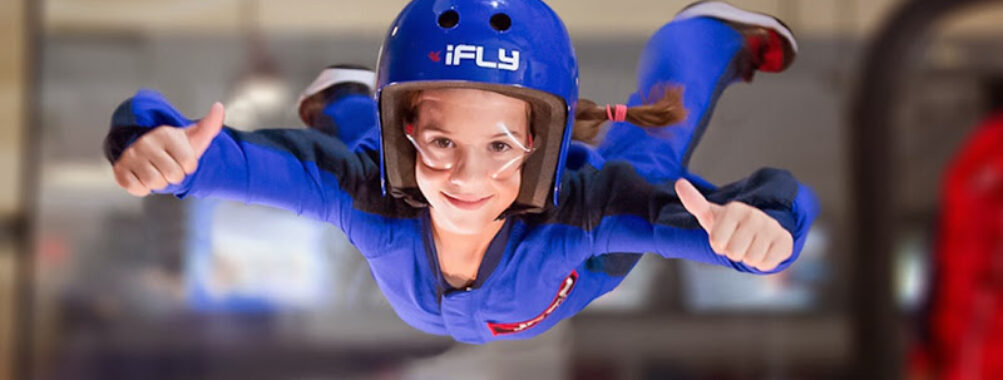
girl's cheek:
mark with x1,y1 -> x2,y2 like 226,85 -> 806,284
421,168 -> 452,187
493,174 -> 521,200
416,159 -> 443,178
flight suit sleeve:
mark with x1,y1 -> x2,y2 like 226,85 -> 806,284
555,162 -> 819,274
104,89 -> 407,255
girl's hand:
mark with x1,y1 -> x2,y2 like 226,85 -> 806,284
675,178 -> 794,272
112,102 -> 225,197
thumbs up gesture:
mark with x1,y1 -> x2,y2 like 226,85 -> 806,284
112,102 -> 225,197
674,178 -> 794,272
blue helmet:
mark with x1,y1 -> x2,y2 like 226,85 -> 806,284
377,0 -> 579,213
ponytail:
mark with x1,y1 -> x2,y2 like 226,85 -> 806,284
572,84 -> 686,143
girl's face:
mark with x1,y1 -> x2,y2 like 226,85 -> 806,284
410,88 -> 531,234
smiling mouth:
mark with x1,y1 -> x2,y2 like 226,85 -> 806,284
442,192 -> 492,210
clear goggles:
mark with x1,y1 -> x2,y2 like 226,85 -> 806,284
404,121 -> 536,180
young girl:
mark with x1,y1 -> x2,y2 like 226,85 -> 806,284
104,0 -> 819,344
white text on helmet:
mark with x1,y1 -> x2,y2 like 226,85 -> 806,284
445,45 -> 520,72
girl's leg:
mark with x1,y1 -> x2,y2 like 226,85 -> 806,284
598,5 -> 795,184
598,17 -> 745,182
321,94 -> 380,152
299,66 -> 380,152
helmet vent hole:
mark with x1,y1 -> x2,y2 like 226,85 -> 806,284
438,10 -> 460,29
490,13 -> 511,32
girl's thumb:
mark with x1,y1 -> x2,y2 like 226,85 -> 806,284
675,178 -> 716,232
186,102 -> 225,155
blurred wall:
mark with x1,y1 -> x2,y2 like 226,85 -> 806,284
1,0 -> 26,214
42,0 -> 906,38
0,0 -> 28,377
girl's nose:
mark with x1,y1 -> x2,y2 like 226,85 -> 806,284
447,147 -> 492,186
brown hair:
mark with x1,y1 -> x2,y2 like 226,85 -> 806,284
402,90 -> 533,125
573,84 -> 686,143
402,84 -> 686,145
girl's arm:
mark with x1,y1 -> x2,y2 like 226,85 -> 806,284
556,162 -> 818,274
104,90 -> 410,255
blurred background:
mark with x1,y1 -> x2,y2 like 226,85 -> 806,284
2,0 -> 1003,379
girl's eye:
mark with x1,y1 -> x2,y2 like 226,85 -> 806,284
489,141 -> 512,153
432,138 -> 454,149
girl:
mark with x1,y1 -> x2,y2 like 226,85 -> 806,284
104,0 -> 819,344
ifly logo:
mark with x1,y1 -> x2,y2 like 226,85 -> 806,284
442,44 -> 520,72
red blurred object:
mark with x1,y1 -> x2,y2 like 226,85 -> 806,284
914,111 -> 1003,379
